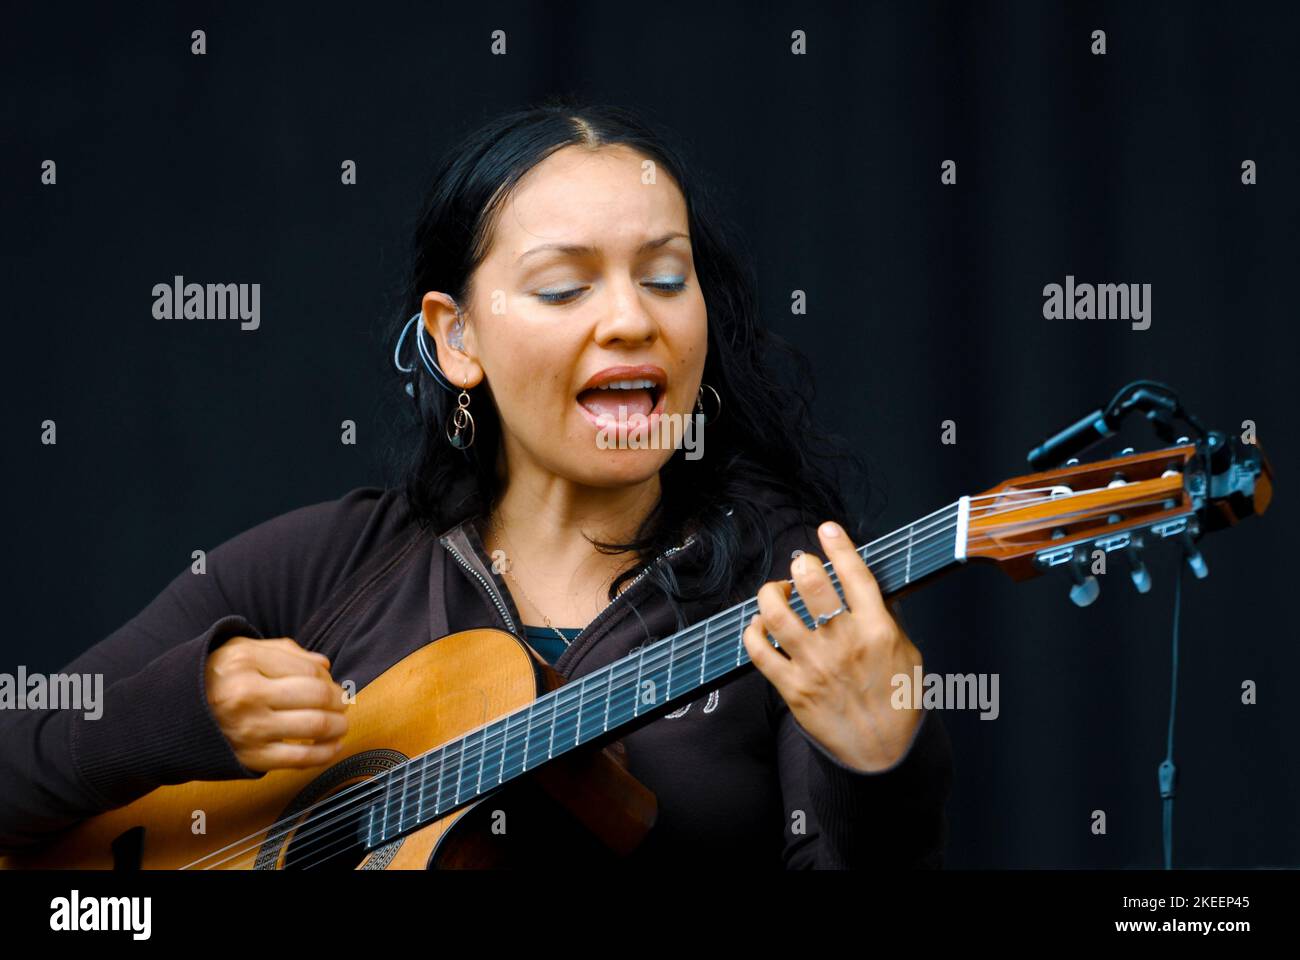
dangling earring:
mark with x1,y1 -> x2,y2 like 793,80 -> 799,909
696,382 -> 721,425
446,378 -> 476,449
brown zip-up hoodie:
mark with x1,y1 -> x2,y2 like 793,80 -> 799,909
0,485 -> 953,868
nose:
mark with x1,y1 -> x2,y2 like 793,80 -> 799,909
593,275 -> 659,347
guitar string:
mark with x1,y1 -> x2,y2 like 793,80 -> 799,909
283,553 -> 967,872
287,485 -> 1187,870
283,484 -> 1187,870
263,525 -> 968,869
183,486 -> 1106,869
281,536 -> 971,870
187,483 -> 1155,870
186,481 -> 1167,868
183,501 -> 969,870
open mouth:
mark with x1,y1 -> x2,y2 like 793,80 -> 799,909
576,366 -> 667,429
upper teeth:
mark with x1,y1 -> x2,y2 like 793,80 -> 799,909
598,379 -> 657,390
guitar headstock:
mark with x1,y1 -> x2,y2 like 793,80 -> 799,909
962,432 -> 1274,604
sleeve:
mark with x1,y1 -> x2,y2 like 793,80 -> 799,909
775,696 -> 953,869
0,487 -> 389,853
761,510 -> 955,869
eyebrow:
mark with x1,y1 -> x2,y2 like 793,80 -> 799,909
515,231 -> 690,265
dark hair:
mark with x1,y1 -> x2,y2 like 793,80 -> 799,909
381,96 -> 874,614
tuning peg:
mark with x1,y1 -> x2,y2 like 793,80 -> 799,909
1180,530 -> 1208,579
1101,513 -> 1150,594
1068,551 -> 1100,607
1126,541 -> 1152,593
1070,576 -> 1100,607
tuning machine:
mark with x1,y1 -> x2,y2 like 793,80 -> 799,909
1180,528 -> 1209,579
1067,551 -> 1100,607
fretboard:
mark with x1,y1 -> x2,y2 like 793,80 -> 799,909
361,498 -> 968,850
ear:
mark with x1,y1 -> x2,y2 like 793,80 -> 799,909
420,291 -> 482,388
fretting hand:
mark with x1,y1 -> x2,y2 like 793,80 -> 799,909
742,521 -> 924,773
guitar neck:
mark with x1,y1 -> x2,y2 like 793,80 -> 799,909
362,499 -> 969,850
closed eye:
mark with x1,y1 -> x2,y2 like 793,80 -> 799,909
645,279 -> 688,294
536,279 -> 689,305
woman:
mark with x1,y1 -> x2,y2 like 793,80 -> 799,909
0,100 -> 951,868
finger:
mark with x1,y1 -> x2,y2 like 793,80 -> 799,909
257,708 -> 349,743
755,579 -> 812,658
246,739 -> 345,771
788,550 -> 845,625
249,645 -> 337,681
264,638 -> 332,668
258,675 -> 350,712
742,613 -> 796,687
818,521 -> 889,619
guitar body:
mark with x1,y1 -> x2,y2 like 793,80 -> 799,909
0,629 -> 657,870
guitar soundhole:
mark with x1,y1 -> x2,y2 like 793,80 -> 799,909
257,749 -> 408,870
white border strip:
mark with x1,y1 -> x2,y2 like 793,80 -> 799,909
954,495 -> 970,562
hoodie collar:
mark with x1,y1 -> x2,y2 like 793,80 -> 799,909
435,513 -> 702,676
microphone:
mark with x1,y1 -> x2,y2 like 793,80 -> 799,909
1026,407 -> 1116,470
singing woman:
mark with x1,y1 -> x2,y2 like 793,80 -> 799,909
0,100 -> 952,868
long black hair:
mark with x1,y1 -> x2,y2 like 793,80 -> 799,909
382,96 -> 875,612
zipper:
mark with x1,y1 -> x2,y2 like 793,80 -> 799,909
551,533 -> 699,677
442,536 -> 520,636
440,525 -> 698,650
573,534 -> 697,645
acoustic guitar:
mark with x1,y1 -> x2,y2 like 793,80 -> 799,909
1,432 -> 1272,868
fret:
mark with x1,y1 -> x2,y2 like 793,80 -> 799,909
545,691 -> 558,760
575,676 -> 586,743
501,711 -> 525,782
904,521 -> 913,584
406,758 -> 420,830
521,699 -> 536,771
429,746 -> 443,820
735,600 -> 747,667
735,598 -> 756,668
665,635 -> 676,702
632,647 -> 645,717
452,732 -> 469,806
602,668 -> 613,733
473,726 -> 487,798
606,657 -> 635,732
397,758 -> 410,832
551,685 -> 579,753
456,735 -> 474,807
481,718 -> 505,787
576,672 -> 604,747
436,741 -> 456,817
416,755 -> 426,825
643,640 -> 671,710
700,619 -> 709,687
675,631 -> 699,702
383,759 -> 395,840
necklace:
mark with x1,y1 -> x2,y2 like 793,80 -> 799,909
486,513 -> 582,647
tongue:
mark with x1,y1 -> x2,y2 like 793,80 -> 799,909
578,387 -> 654,419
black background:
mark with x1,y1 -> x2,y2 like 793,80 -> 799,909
4,0 -> 1297,868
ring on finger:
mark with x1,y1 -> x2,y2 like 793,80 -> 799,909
813,606 -> 846,629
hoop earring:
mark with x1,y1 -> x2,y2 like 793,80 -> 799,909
696,382 -> 722,425
446,383 -> 476,449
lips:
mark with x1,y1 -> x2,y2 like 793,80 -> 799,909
576,364 -> 667,428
